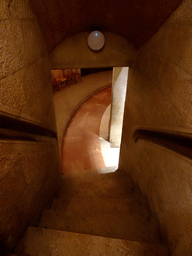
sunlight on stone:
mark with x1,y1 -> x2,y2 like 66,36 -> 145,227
98,137 -> 120,174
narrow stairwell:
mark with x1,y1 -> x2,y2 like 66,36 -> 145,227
12,87 -> 169,255
13,169 -> 169,255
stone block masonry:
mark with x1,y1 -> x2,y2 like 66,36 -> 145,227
0,0 -> 62,250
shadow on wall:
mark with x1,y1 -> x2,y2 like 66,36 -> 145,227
81,68 -> 113,77
0,240 -> 7,256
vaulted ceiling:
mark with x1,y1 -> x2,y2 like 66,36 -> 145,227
29,0 -> 183,52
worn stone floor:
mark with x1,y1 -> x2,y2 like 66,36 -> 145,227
62,87 -> 112,174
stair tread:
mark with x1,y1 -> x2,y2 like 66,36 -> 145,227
61,170 -> 134,186
37,170 -> 161,244
16,227 -> 169,256
59,173 -> 137,199
38,209 -> 161,244
51,197 -> 147,214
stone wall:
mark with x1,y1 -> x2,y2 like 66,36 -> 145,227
0,0 -> 61,250
49,32 -> 136,69
0,0 -> 56,131
119,0 -> 192,255
0,140 -> 61,249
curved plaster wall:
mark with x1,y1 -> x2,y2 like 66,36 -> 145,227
53,71 -> 112,157
49,32 -> 136,69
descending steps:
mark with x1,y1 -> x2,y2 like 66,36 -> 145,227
36,171 -> 161,243
16,227 -> 169,256
9,86 -> 169,255
37,210 -> 160,243
37,173 -> 160,243
13,170 -> 169,255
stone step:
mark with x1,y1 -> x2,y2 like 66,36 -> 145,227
59,171 -> 137,199
50,197 -> 147,215
61,169 -> 132,184
37,209 -> 161,244
15,227 -> 169,256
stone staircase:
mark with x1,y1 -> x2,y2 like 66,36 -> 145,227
13,170 -> 170,255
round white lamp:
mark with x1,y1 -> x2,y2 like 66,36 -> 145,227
87,31 -> 105,51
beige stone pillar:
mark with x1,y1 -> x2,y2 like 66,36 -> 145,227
109,67 -> 129,147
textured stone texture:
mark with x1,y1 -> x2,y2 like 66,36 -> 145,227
0,0 -> 35,20
16,227 -> 169,256
0,19 -> 25,79
119,0 -> 192,255
135,142 -> 192,256
50,32 -> 136,69
0,0 -> 56,131
0,140 -> 61,249
36,169 -> 162,245
0,0 -> 61,250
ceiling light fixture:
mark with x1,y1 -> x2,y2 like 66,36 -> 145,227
87,31 -> 105,51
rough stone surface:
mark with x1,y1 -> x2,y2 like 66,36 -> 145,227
0,19 -> 25,79
0,70 -> 25,112
0,1 -> 61,250
14,167 -> 168,255
36,170 -> 162,245
0,140 -> 61,249
136,142 -> 192,256
0,0 -> 56,131
20,19 -> 47,65
16,227 -> 169,256
0,0 -> 35,20
119,0 -> 192,255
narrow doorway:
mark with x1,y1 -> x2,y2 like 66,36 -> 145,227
51,67 -> 128,174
